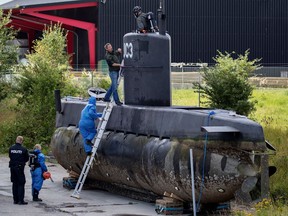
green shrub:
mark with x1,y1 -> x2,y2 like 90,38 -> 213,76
0,9 -> 18,101
193,50 -> 260,116
66,70 -> 111,98
0,23 -> 76,150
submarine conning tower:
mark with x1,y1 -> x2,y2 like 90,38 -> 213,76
123,0 -> 171,106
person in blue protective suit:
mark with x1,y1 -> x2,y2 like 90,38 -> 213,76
79,96 -> 102,155
30,144 -> 47,202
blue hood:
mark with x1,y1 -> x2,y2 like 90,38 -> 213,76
33,149 -> 41,154
88,97 -> 96,105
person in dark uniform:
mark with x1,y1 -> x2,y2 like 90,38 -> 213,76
132,6 -> 158,33
103,43 -> 123,106
9,136 -> 29,205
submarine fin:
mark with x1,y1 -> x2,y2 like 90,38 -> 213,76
241,176 -> 258,193
265,140 -> 277,151
201,126 -> 240,133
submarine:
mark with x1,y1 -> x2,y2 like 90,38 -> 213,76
51,0 -> 274,208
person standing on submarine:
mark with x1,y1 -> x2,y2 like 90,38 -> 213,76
103,43 -> 123,106
79,96 -> 102,155
132,6 -> 158,33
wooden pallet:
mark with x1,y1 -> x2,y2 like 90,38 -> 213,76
63,177 -> 77,190
155,198 -> 183,215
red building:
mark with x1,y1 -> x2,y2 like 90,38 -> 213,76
2,0 -> 98,69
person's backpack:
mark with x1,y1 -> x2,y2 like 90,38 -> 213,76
145,12 -> 158,32
28,151 -> 40,171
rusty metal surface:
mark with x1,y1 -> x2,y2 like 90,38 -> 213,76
51,126 -> 261,204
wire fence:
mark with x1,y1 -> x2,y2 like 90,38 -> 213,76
2,62 -> 288,89
69,63 -> 205,89
170,63 -> 206,89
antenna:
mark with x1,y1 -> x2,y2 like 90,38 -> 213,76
157,0 -> 166,35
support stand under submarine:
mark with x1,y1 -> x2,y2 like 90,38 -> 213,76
51,0 -> 276,212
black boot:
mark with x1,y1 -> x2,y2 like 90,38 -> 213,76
86,140 -> 93,146
33,189 -> 42,202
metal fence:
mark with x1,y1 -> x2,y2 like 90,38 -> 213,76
3,62 -> 288,89
171,63 -> 206,89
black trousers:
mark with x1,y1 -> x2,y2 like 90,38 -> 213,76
10,166 -> 26,203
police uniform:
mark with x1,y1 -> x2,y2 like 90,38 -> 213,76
9,143 -> 29,204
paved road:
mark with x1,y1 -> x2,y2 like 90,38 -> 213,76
0,155 -> 168,216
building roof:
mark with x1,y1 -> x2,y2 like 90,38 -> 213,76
0,0 -> 97,9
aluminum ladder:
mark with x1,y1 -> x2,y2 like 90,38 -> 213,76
71,100 -> 114,199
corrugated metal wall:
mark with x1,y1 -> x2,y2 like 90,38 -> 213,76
97,0 -> 159,62
97,0 -> 288,66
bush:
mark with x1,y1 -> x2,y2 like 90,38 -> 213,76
194,50 -> 259,116
0,24 -> 77,150
0,9 -> 18,102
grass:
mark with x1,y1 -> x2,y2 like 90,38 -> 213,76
253,90 -> 288,216
172,89 -> 201,106
0,97 -> 16,138
0,97 -> 16,122
251,90 -> 288,200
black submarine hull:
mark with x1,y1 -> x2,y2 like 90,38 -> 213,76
51,99 -> 267,204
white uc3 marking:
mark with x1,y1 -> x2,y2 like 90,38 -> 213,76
124,42 -> 133,59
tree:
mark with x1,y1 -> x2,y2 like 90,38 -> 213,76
0,9 -> 18,101
4,23 -> 78,149
193,50 -> 260,116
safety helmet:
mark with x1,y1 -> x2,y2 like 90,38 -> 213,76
133,6 -> 142,17
43,171 -> 51,180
